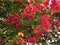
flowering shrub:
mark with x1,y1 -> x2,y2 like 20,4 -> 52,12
0,0 -> 60,45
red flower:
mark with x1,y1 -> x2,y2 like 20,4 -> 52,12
44,0 -> 60,14
22,4 -> 37,20
5,14 -> 22,28
12,14 -> 20,23
37,34 -> 42,40
31,5 -> 38,13
25,5 -> 37,15
51,0 -> 60,14
5,14 -> 20,25
22,1 -> 43,20
25,36 -> 36,43
34,29 -> 39,34
35,3 -> 43,13
25,37 -> 31,43
5,17 -> 12,25
14,23 -> 20,28
25,5 -> 31,13
21,12 -> 35,20
41,14 -> 51,31
31,36 -> 36,43
44,0 -> 50,8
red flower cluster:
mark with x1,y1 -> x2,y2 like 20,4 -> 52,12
21,0 -> 43,20
41,14 -> 51,31
33,29 -> 42,40
44,0 -> 50,8
33,25 -> 43,40
5,14 -> 22,28
4,0 -> 60,44
21,4 -> 37,20
44,0 -> 60,14
35,3 -> 43,13
51,0 -> 60,14
5,17 -> 12,25
33,29 -> 39,34
25,36 -> 36,43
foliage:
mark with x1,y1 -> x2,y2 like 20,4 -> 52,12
0,0 -> 60,45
